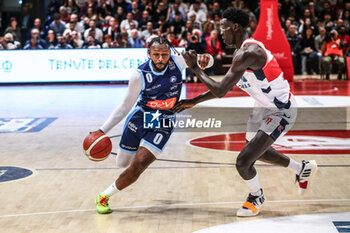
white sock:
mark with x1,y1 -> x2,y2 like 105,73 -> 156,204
101,181 -> 119,197
244,173 -> 262,196
287,159 -> 302,175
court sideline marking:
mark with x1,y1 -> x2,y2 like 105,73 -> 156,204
34,163 -> 350,171
0,198 -> 350,218
25,102 -> 55,118
185,137 -> 350,156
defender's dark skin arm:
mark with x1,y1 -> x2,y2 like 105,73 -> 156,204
182,44 -> 267,98
172,90 -> 216,113
191,90 -> 216,104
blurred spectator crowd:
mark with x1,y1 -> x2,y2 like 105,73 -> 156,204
0,0 -> 349,78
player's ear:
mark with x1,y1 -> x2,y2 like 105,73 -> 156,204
233,23 -> 239,31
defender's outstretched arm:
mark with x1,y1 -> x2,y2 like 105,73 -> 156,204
182,45 -> 264,98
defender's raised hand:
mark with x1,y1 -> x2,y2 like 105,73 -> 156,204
197,54 -> 211,69
182,50 -> 198,69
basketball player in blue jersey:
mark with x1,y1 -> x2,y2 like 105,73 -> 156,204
92,37 -> 213,214
173,8 -> 318,217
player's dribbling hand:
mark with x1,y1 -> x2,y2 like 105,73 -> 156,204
182,50 -> 198,69
89,129 -> 104,134
171,99 -> 195,113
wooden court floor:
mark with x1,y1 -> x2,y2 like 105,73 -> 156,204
0,80 -> 350,233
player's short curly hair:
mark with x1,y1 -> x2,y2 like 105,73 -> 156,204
148,36 -> 180,55
223,8 -> 250,28
148,36 -> 171,50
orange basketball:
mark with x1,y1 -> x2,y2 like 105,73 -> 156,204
83,131 -> 112,162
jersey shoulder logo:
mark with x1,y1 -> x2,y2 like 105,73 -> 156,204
169,61 -> 176,70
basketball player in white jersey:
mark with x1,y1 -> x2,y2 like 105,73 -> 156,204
173,8 -> 318,217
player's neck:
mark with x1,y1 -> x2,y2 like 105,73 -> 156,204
236,31 -> 249,48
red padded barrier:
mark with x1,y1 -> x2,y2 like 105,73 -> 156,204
346,57 -> 350,80
253,0 -> 294,82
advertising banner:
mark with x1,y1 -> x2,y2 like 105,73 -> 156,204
0,48 -> 185,83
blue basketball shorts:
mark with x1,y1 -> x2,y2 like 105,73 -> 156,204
119,107 -> 174,157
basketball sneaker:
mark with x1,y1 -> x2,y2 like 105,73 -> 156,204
95,194 -> 112,214
237,189 -> 265,217
296,160 -> 318,195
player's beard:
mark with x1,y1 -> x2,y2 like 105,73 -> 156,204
152,60 -> 169,72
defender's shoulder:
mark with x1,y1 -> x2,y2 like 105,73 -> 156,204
242,43 -> 264,55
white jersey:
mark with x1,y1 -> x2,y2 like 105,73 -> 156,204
236,38 -> 291,109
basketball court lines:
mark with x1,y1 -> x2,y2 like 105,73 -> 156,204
31,163 -> 350,172
293,87 -> 339,94
1,198 -> 350,219
196,96 -> 350,108
194,212 -> 350,233
24,102 -> 55,118
1,82 -> 350,233
186,129 -> 350,155
185,138 -> 350,156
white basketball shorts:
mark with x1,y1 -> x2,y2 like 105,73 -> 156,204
246,94 -> 297,142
